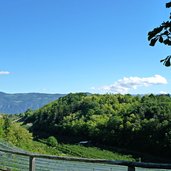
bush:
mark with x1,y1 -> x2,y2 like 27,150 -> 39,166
47,136 -> 58,147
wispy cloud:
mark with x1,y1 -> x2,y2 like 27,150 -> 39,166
159,91 -> 168,94
97,75 -> 167,94
0,71 -> 10,75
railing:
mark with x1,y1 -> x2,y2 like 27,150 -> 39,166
0,148 -> 171,171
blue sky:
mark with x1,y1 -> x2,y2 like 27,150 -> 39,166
0,0 -> 171,94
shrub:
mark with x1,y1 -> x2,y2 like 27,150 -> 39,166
47,136 -> 58,147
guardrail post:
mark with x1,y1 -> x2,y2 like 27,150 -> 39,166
29,156 -> 35,171
128,166 -> 135,171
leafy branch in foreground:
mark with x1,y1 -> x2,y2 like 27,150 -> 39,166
148,1 -> 171,66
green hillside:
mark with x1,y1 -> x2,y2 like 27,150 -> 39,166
23,93 -> 171,161
0,115 -> 135,161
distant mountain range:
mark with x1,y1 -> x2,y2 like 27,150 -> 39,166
0,92 -> 65,114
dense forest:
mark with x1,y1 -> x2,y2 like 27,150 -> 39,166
23,93 -> 171,158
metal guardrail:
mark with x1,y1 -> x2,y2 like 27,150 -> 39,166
0,148 -> 171,171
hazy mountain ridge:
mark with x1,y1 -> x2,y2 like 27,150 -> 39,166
0,92 -> 65,114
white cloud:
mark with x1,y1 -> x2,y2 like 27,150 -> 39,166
159,91 -> 168,94
0,71 -> 10,75
98,75 -> 167,94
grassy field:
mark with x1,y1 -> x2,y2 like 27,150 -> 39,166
55,143 -> 135,161
2,139 -> 135,161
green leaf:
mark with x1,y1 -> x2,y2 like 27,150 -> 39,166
163,39 -> 171,45
162,56 -> 171,67
149,38 -> 158,46
164,59 -> 171,66
160,59 -> 165,62
166,2 -> 171,8
163,30 -> 169,35
159,36 -> 163,43
148,31 -> 155,41
148,27 -> 163,41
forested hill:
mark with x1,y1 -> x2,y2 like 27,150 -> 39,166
24,93 -> 171,159
0,92 -> 65,114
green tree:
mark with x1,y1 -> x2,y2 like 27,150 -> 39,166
0,117 -> 4,138
5,123 -> 33,148
3,115 -> 11,136
148,1 -> 171,66
46,136 -> 58,147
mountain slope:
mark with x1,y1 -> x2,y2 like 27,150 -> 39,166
0,92 -> 65,114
